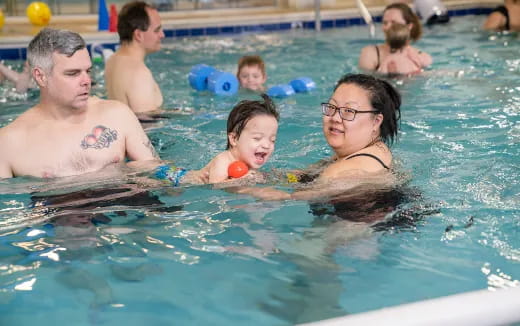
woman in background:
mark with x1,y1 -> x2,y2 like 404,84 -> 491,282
358,3 -> 432,73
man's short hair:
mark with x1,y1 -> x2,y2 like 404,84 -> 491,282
118,1 -> 155,44
27,28 -> 86,73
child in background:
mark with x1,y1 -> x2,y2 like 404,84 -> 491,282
202,94 -> 279,183
377,23 -> 431,75
236,55 -> 267,91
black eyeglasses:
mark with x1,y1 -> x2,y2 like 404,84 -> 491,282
321,103 -> 380,121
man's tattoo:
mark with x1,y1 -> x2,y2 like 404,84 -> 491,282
81,125 -> 118,150
144,139 -> 159,158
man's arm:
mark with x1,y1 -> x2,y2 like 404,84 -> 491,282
126,67 -> 161,113
0,134 -> 13,178
118,104 -> 160,162
0,161 -> 13,179
125,106 -> 160,161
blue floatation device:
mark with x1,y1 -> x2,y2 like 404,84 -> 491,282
267,77 -> 316,98
289,77 -> 316,93
267,84 -> 295,98
188,64 -> 239,96
188,64 -> 217,91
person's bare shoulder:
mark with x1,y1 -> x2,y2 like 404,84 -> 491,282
206,151 -> 234,183
0,107 -> 40,154
359,44 -> 379,71
1,106 -> 40,133
90,96 -> 136,121
483,12 -> 506,31
106,53 -> 150,83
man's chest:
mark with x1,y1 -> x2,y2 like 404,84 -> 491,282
12,125 -> 125,178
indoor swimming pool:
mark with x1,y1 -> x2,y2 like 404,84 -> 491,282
0,14 -> 518,325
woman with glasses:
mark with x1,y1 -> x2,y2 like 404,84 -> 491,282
235,73 -> 401,201
318,73 -> 399,176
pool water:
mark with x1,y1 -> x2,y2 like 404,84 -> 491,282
1,14 -> 519,325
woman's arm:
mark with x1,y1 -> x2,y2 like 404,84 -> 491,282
232,169 -> 390,202
358,45 -> 379,71
482,12 -> 506,31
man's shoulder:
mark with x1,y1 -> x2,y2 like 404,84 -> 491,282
0,108 -> 37,147
109,51 -> 148,69
90,96 -> 132,114
0,107 -> 37,133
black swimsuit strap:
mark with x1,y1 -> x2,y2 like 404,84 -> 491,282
374,45 -> 380,70
345,153 -> 390,170
492,5 -> 510,30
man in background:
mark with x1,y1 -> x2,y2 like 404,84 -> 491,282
105,1 -> 165,116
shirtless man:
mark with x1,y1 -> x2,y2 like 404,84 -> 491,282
104,1 -> 165,115
0,28 -> 159,179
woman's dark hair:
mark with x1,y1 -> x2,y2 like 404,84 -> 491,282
334,74 -> 401,145
226,94 -> 279,149
384,3 -> 422,42
117,1 -> 154,44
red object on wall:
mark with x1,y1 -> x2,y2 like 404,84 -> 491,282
109,4 -> 118,32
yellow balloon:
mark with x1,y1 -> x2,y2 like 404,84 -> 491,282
26,2 -> 52,27
0,10 -> 4,29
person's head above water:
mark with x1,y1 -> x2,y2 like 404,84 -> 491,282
322,74 -> 401,158
27,28 -> 86,75
385,23 -> 410,52
383,3 -> 422,42
27,28 -> 92,110
226,94 -> 279,169
237,55 -> 267,91
117,1 -> 164,52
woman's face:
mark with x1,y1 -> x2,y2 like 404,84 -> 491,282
382,8 -> 407,33
322,83 -> 383,158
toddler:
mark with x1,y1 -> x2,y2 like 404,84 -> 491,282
203,94 -> 279,183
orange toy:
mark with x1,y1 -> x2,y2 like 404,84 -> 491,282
228,161 -> 248,178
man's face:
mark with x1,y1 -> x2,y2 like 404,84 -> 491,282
142,8 -> 164,53
46,48 -> 92,110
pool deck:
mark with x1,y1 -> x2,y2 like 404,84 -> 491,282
0,0 -> 500,50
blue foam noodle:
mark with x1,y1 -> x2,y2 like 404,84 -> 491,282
207,71 -> 239,96
289,77 -> 316,93
267,84 -> 295,98
188,64 -> 217,91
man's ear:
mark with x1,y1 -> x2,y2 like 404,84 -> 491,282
133,29 -> 143,43
32,67 -> 47,88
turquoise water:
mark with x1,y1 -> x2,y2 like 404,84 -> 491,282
1,15 -> 519,325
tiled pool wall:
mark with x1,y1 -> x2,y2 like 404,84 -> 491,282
0,7 -> 492,60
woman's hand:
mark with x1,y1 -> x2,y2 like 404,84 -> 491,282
405,46 -> 432,68
232,186 -> 291,201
